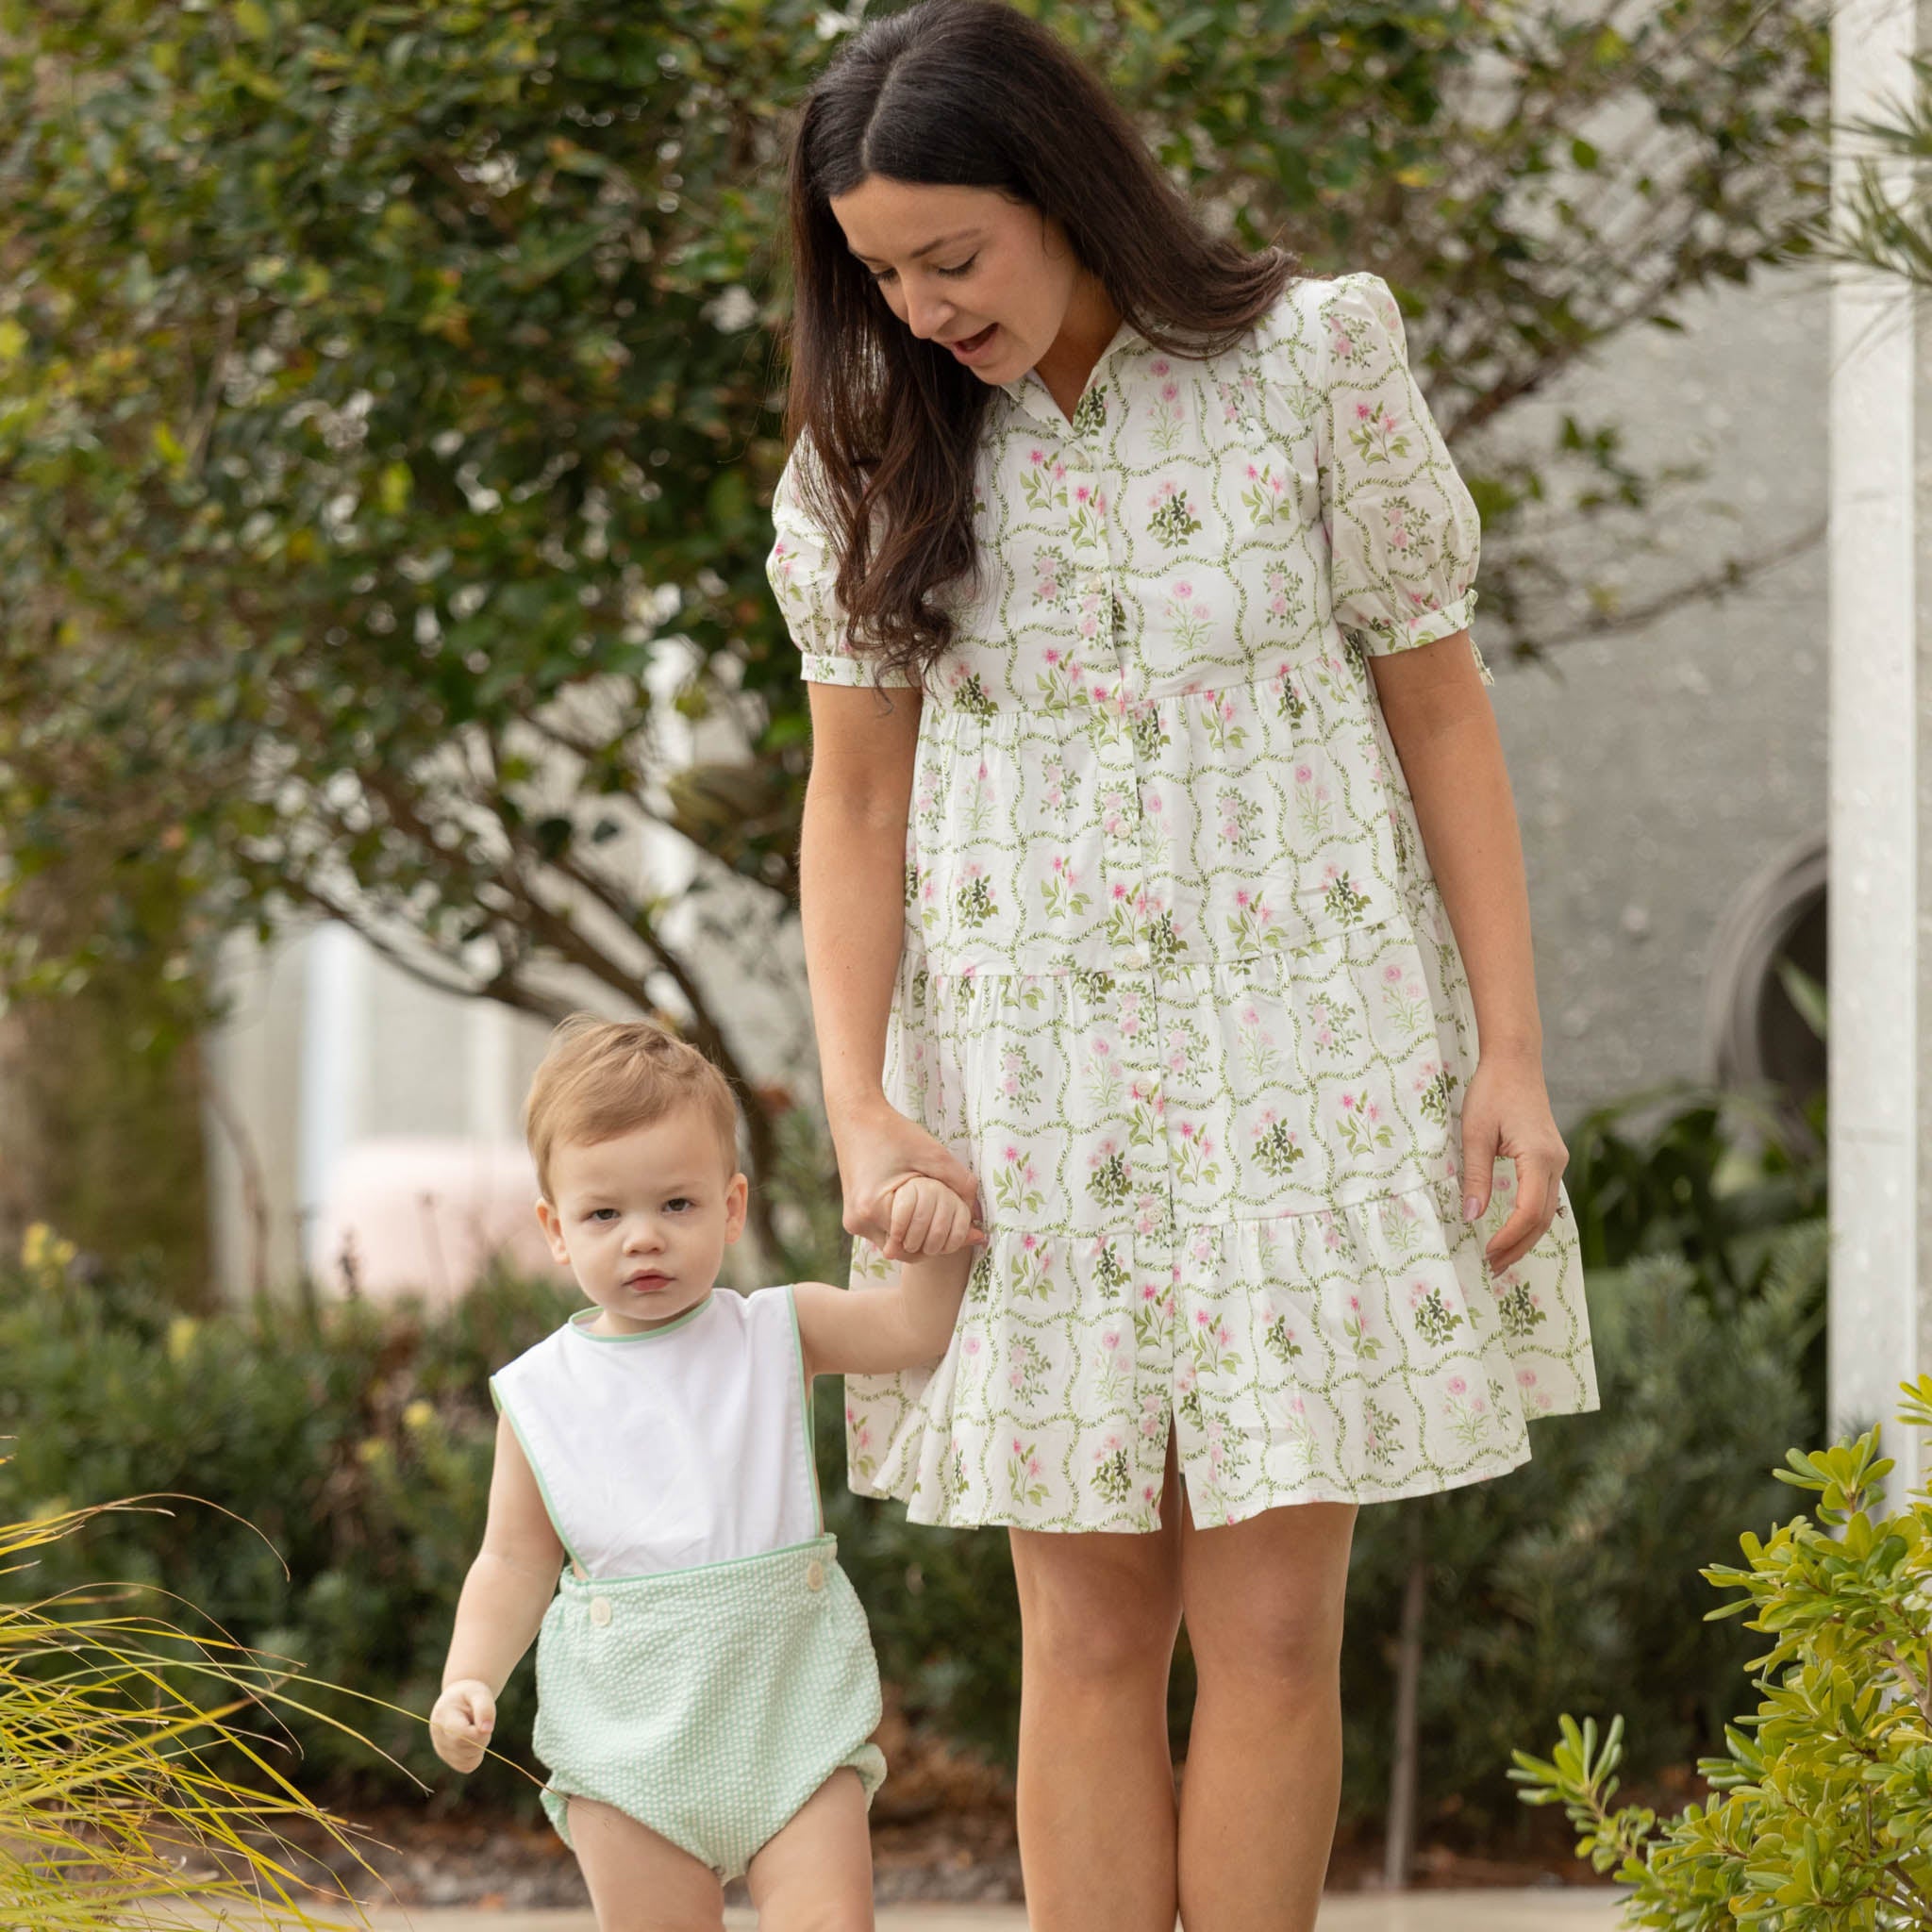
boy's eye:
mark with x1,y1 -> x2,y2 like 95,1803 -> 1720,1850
589,1208 -> 618,1223
665,1197 -> 693,1213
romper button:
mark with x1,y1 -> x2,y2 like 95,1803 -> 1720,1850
589,1596 -> 612,1626
805,1560 -> 826,1592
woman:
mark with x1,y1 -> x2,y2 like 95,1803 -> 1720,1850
767,4 -> 1599,1925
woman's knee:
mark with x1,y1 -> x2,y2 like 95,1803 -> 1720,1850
1011,1530 -> 1181,1682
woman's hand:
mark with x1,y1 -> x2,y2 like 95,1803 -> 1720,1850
834,1095 -> 984,1261
1458,1050 -> 1568,1273
429,1678 -> 496,1773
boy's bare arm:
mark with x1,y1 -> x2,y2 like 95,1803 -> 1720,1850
430,1414 -> 564,1771
793,1245 -> 975,1380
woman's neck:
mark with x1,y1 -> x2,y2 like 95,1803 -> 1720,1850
1033,275 -> 1124,424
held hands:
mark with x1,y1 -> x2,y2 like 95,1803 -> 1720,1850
881,1173 -> 988,1262
1458,1049 -> 1568,1274
429,1679 -> 496,1774
834,1095 -> 986,1263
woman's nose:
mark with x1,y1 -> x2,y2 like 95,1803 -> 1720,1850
904,286 -> 954,341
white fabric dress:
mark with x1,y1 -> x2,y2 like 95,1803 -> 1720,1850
768,271 -> 1600,1533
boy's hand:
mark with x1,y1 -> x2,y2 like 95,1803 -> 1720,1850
883,1173 -> 985,1259
429,1679 -> 496,1773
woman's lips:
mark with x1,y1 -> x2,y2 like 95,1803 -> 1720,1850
947,323 -> 999,364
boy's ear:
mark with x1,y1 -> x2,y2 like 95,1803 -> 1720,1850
724,1171 -> 750,1243
535,1196 -> 572,1267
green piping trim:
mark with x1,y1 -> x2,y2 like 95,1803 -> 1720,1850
489,1374 -> 591,1578
557,1530 -> 838,1589
785,1284 -> 825,1536
565,1292 -> 714,1342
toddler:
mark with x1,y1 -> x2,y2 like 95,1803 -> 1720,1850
428,1016 -> 975,1929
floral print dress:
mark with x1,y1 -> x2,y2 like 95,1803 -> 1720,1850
768,271 -> 1598,1532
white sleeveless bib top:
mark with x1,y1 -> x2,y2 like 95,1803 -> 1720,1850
489,1287 -> 822,1580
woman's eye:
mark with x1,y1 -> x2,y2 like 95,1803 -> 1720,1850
937,256 -> 977,278
868,267 -> 897,285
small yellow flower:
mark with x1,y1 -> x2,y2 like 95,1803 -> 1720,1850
402,1399 -> 435,1433
166,1317 -> 200,1363
355,1437 -> 389,1466
21,1221 -> 76,1280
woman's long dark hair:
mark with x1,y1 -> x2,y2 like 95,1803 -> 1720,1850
782,0 -> 1297,686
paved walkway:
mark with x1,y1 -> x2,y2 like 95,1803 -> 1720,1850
341,1893 -> 1626,1930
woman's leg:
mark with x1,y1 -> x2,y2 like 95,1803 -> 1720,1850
565,1795 -> 727,1932
744,1767 -> 874,1931
1007,1436 -> 1185,1932
1174,1495 -> 1357,1932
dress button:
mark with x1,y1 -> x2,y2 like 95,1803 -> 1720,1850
589,1596 -> 612,1626
805,1559 -> 826,1592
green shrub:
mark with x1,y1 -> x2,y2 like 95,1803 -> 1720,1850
1512,1380 -> 1932,1925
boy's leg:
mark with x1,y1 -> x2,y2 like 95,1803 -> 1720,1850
566,1794 -> 727,1932
743,1766 -> 874,1930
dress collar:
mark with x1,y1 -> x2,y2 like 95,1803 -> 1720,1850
1000,313 -> 1148,430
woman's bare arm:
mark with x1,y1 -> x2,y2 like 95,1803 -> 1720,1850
801,681 -> 982,1252
800,681 -> 924,1119
1369,631 -> 1567,1270
1368,633 -> 1541,1061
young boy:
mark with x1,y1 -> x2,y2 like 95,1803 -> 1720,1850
427,1016 -> 975,1929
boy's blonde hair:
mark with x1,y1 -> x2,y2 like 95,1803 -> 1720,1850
525,1014 -> 741,1201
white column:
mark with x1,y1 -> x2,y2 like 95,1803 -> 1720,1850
298,921 -> 372,1278
1827,0 -> 1922,1491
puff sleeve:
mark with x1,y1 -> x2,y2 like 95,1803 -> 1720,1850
766,443 -> 917,689
1318,273 -> 1488,675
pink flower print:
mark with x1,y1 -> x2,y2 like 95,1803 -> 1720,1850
1246,461 -> 1259,480
1195,1307 -> 1211,1329
1516,1368 -> 1537,1388
1341,1092 -> 1356,1111
1074,483 -> 1091,505
1044,647 -> 1060,665
1356,402 -> 1373,422
1384,962 -> 1405,983
1103,1329 -> 1122,1353
1294,763 -> 1313,785
1235,888 -> 1251,909
1092,491 -> 1108,518
1160,380 -> 1179,404
1241,1005 -> 1260,1026
1029,448 -> 1045,466
1151,358 -> 1171,377
1446,1375 -> 1467,1397
1140,1282 -> 1160,1306
964,1335 -> 982,1357
1004,1143 -> 1019,1163
1382,411 -> 1399,433
1110,881 -> 1128,903
1472,1397 -> 1487,1415
1021,1230 -> 1040,1252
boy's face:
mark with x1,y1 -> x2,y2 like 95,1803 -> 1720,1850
536,1105 -> 748,1336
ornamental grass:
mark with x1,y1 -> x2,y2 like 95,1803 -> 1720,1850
1,1484 -> 391,1931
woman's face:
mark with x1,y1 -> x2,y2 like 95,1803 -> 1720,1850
828,177 -> 1084,385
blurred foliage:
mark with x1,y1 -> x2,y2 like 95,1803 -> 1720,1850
1,1076 -> 1829,1847
1514,1381 -> 1932,1925
0,0 -> 1829,1208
